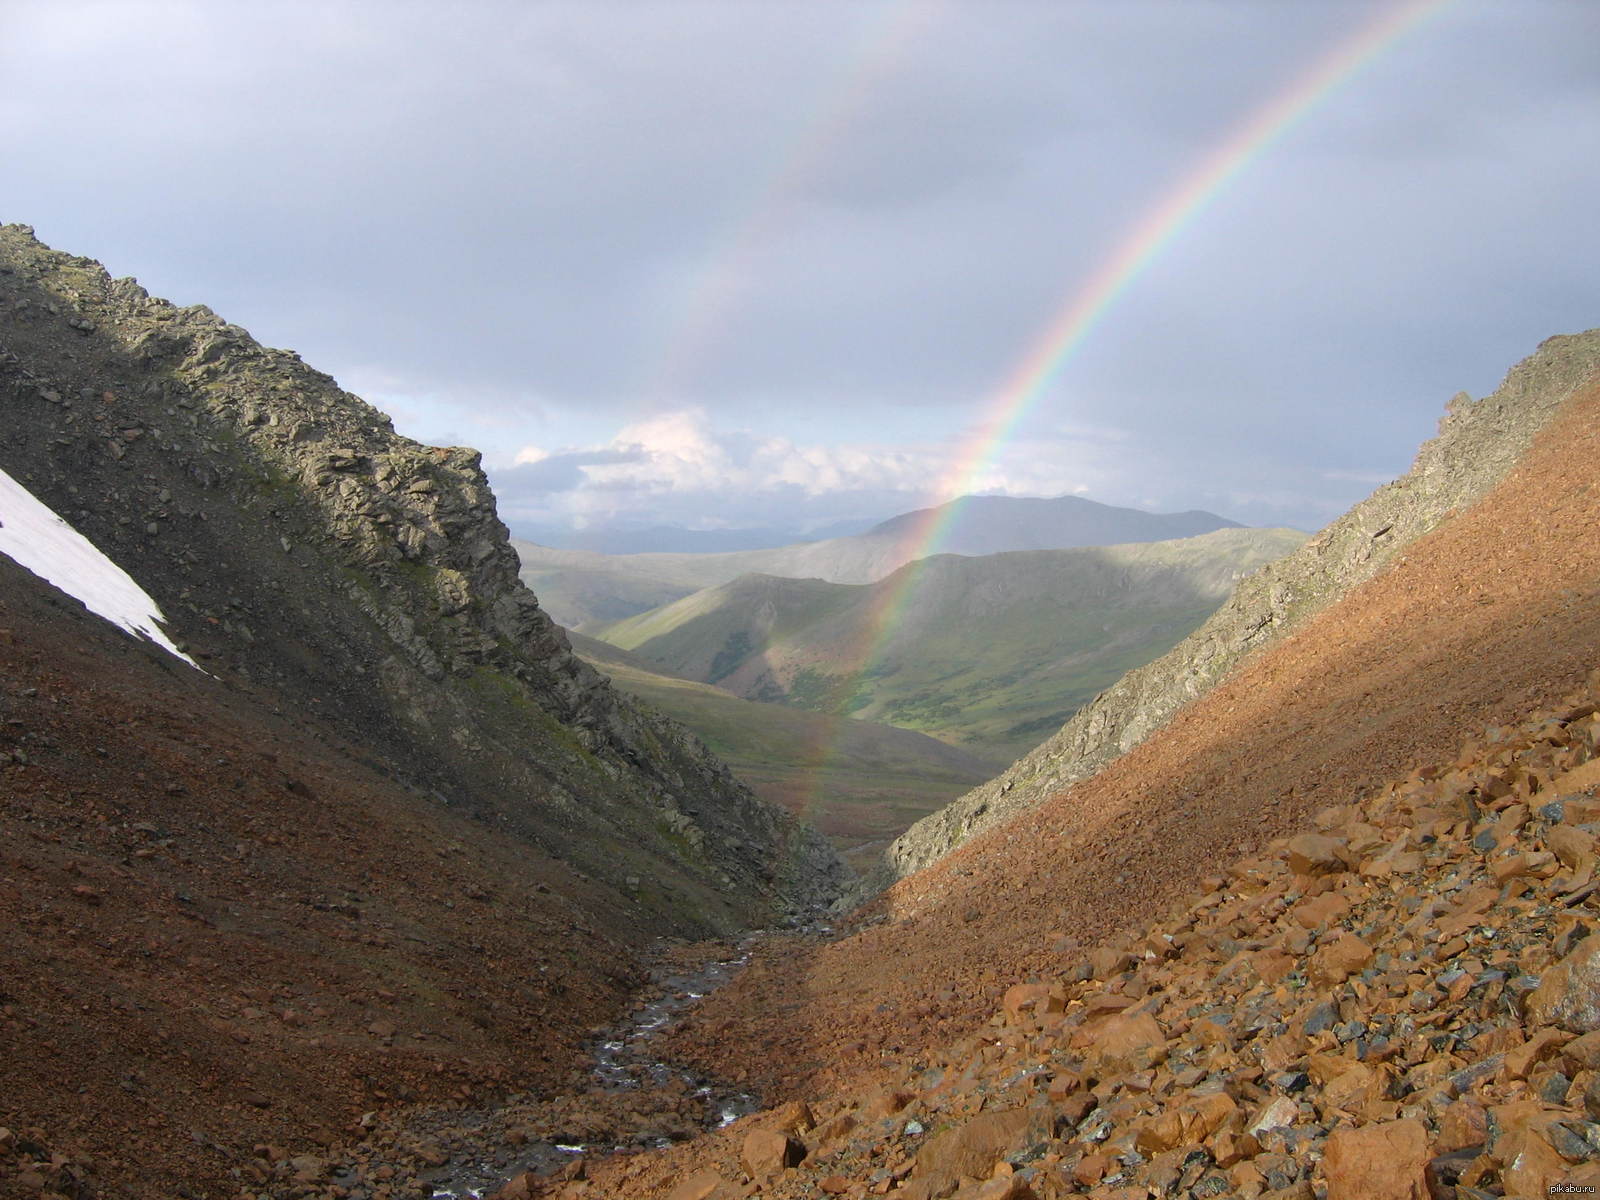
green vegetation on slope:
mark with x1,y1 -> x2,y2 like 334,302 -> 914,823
511,495 -> 1241,628
567,633 -> 992,871
590,528 -> 1306,764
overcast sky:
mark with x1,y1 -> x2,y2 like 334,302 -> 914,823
4,0 -> 1597,536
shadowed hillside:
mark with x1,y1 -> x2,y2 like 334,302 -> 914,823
0,225 -> 842,1198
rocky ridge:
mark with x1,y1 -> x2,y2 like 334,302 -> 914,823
874,330 -> 1600,889
0,223 -> 844,929
561,673 -> 1600,1200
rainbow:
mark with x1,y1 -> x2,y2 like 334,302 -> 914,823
640,0 -> 939,403
787,0 -> 1457,824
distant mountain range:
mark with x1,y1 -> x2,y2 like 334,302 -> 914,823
588,528 -> 1305,764
514,494 -> 1246,629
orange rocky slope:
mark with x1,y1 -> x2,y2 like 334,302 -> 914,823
557,344 -> 1600,1196
569,678 -> 1600,1198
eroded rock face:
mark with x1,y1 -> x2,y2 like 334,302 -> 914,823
872,328 -> 1600,890
0,224 -> 845,930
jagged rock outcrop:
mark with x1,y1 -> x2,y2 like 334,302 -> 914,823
871,329 -> 1600,891
0,224 -> 844,929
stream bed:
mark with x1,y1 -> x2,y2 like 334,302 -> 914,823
414,936 -> 766,1199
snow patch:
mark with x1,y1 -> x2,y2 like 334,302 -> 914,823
0,466 -> 199,668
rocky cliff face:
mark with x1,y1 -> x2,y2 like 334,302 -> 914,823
870,329 -> 1600,890
0,224 -> 844,930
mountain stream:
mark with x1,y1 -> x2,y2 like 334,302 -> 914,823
416,936 -> 765,1199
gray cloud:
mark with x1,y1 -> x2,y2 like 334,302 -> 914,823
3,0 -> 1596,534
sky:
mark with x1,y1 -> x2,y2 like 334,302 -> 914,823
3,0 -> 1597,538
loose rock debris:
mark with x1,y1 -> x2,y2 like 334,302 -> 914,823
554,677 -> 1600,1199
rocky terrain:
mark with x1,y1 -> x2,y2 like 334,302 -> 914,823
4,224 -> 1599,1200
0,223 -> 843,931
875,331 -> 1600,889
0,226 -> 843,1199
573,334 -> 1600,1197
570,679 -> 1600,1199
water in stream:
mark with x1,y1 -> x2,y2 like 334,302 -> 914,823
420,937 -> 765,1199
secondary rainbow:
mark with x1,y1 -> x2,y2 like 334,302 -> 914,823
790,0 -> 1457,821
641,0 -> 938,404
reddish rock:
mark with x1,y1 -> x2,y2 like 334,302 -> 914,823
1497,1126 -> 1567,1197
913,1107 -> 1045,1186
1486,1099 -> 1568,1185
861,1089 -> 914,1118
1564,1030 -> 1600,1069
971,1174 -> 1037,1200
1072,1152 -> 1110,1186
1503,1027 -> 1571,1078
742,1127 -> 804,1178
490,1173 -> 535,1200
1321,1118 -> 1429,1199
1287,834 -> 1347,876
1549,758 -> 1600,796
1545,823 -> 1596,875
1002,983 -> 1052,1025
1291,891 -> 1350,929
1422,1148 -> 1480,1199
1247,1096 -> 1299,1136
1088,947 -> 1135,979
1252,947 -> 1296,983
1081,1011 -> 1165,1068
1435,1100 -> 1488,1152
771,1099 -> 816,1134
1308,932 -> 1374,987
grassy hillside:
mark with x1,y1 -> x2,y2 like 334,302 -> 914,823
567,634 -> 993,870
592,528 -> 1306,763
517,551 -> 699,628
513,495 -> 1242,628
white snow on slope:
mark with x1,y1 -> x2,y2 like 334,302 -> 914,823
0,465 -> 198,668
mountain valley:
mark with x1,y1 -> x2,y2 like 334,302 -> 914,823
3,226 -> 1600,1200
566,633 -> 993,873
513,496 -> 1245,632
587,530 -> 1304,767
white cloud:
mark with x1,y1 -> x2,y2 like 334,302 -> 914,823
490,408 -> 1115,533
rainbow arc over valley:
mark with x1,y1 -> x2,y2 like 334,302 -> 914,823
785,0 -> 1457,826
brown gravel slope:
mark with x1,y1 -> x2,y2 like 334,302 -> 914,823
656,370 -> 1600,1108
0,555 -> 657,1200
